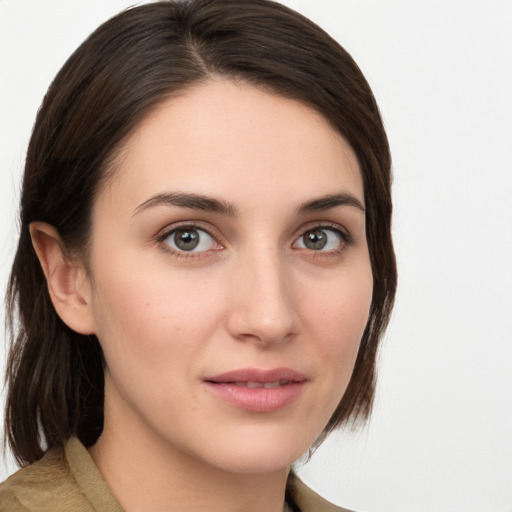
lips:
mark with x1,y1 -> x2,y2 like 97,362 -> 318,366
204,368 -> 306,412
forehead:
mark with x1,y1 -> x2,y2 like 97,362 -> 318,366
98,79 -> 363,213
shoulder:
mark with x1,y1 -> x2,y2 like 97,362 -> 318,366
291,475 -> 355,512
0,443 -> 95,512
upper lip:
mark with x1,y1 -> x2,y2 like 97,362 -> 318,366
205,367 -> 307,384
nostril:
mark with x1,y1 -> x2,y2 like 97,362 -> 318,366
235,329 -> 296,348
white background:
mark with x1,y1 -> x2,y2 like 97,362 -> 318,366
1,1 -> 511,511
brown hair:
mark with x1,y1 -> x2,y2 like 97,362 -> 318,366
5,0 -> 396,465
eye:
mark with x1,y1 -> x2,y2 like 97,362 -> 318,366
163,227 -> 218,253
294,227 -> 345,251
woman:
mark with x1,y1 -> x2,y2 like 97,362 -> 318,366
0,1 -> 396,511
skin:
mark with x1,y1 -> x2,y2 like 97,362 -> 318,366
32,80 -> 373,512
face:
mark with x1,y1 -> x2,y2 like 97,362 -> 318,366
83,80 -> 372,474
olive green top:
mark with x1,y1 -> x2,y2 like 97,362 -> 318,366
0,438 -> 351,511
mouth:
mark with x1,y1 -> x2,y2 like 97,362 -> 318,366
231,380 -> 291,389
203,368 -> 307,412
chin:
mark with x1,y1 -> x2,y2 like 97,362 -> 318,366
192,424 -> 318,475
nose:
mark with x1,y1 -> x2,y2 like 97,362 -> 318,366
226,248 -> 298,346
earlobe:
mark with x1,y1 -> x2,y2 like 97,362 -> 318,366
29,222 -> 96,335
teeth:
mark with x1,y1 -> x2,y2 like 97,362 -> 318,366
231,381 -> 288,388
246,381 -> 263,388
263,380 -> 282,389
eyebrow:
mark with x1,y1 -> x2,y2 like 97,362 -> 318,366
134,191 -> 364,217
134,192 -> 238,217
297,193 -> 365,214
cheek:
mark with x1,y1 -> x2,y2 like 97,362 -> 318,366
300,263 -> 373,383
88,258 -> 224,380
303,260 -> 372,333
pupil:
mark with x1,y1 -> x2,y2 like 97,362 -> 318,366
304,229 -> 327,250
175,229 -> 200,250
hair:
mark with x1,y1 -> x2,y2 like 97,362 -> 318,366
4,0 -> 396,465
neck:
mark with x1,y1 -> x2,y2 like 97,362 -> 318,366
89,384 -> 291,512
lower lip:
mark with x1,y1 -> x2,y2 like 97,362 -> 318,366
204,381 -> 305,412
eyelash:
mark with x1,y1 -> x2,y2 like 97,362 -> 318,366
155,221 -> 353,259
156,221 -> 222,259
295,223 -> 353,256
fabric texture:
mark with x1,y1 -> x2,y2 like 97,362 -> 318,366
0,438 -> 352,512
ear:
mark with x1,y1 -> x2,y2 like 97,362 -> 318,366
30,222 -> 96,335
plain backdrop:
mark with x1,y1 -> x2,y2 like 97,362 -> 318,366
1,1 -> 511,511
